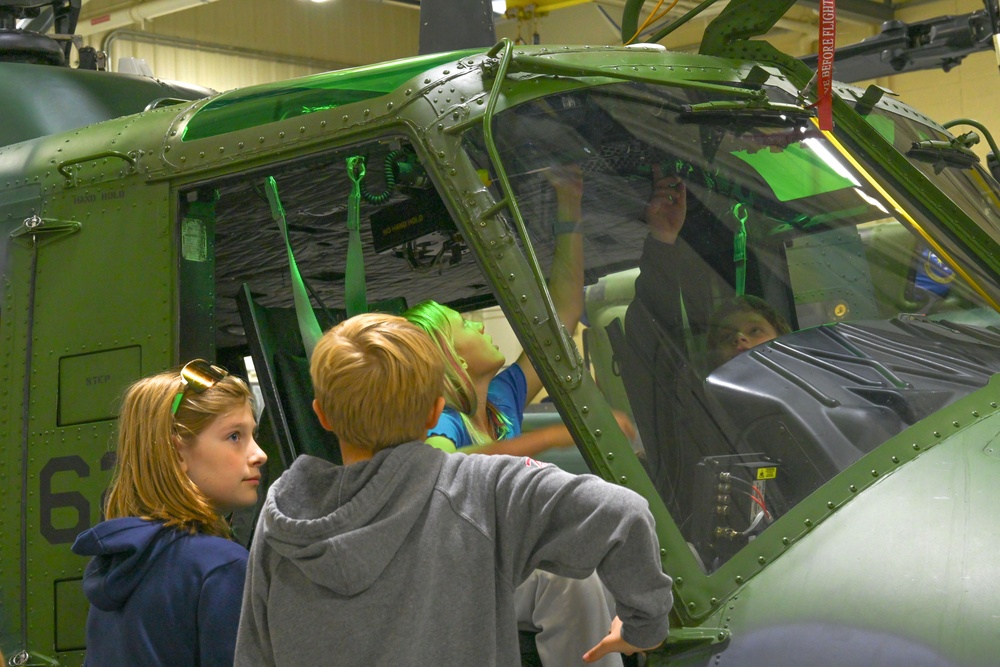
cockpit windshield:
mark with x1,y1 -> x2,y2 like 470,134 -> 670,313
463,82 -> 1000,572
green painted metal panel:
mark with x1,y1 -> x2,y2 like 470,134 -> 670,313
9,174 -> 175,663
182,49 -> 482,142
690,387 -> 1000,665
58,347 -> 142,426
0,63 -> 209,148
53,579 -> 86,653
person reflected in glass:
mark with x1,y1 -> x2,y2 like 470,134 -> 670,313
620,163 -> 795,526
706,295 -> 791,370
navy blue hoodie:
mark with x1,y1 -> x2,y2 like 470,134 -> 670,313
72,517 -> 248,667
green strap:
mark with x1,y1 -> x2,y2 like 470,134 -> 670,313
732,203 -> 748,297
265,177 -> 323,360
345,156 -> 368,318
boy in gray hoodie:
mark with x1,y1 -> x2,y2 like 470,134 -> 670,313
234,313 -> 673,666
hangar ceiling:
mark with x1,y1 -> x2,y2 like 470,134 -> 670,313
17,0 -> 964,89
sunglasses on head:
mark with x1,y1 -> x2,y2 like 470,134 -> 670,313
171,359 -> 229,415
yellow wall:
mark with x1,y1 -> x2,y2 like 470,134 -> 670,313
79,0 -> 419,92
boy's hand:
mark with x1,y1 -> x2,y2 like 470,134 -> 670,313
582,616 -> 663,663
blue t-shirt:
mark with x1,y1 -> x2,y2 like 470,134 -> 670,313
428,364 -> 528,449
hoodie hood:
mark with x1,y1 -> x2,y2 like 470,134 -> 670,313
72,517 -> 186,612
260,441 -> 445,597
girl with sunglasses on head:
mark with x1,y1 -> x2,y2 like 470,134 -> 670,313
72,360 -> 266,667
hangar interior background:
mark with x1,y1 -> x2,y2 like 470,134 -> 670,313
46,0 -> 1000,385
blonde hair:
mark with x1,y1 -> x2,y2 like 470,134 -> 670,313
104,366 -> 253,538
403,300 -> 511,445
311,313 -> 444,453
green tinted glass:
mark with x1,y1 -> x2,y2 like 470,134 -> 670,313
183,50 -> 480,142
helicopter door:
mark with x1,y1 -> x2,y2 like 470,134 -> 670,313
1,178 -> 173,661
202,135 -> 469,474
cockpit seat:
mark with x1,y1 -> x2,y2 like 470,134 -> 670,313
237,284 -> 411,468
237,283 -> 341,467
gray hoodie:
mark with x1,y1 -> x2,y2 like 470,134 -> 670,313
235,441 -> 672,666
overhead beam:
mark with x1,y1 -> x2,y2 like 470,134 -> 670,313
796,0 -> 893,24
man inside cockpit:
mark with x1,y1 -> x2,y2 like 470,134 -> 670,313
615,163 -> 793,526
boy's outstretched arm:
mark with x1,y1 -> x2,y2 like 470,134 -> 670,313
488,461 -> 673,651
427,413 -> 636,458
582,616 -> 664,663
